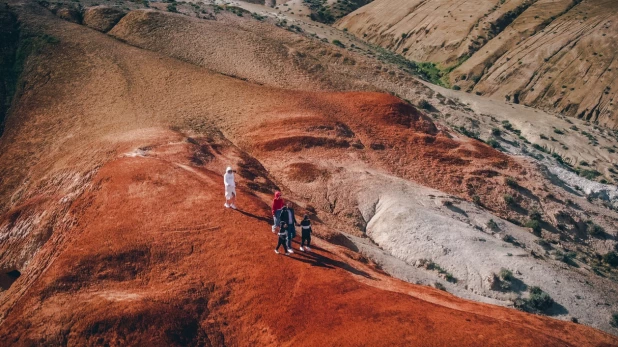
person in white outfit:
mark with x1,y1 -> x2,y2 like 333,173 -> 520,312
224,166 -> 237,209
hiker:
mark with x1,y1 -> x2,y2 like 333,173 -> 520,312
272,191 -> 285,233
299,214 -> 312,252
223,166 -> 237,209
279,203 -> 298,253
275,221 -> 291,255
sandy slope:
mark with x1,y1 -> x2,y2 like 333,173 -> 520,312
337,0 -> 618,126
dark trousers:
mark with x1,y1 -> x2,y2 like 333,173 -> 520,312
276,237 -> 287,252
286,227 -> 296,249
301,231 -> 311,247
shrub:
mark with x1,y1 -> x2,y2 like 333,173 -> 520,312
532,143 -> 547,153
504,194 -> 515,205
502,120 -> 514,131
499,268 -> 513,281
491,127 -> 502,136
472,195 -> 481,205
486,138 -> 500,148
434,282 -> 447,291
487,219 -> 499,230
525,219 -> 541,233
417,99 -> 432,110
529,209 -> 542,221
527,286 -> 554,313
586,222 -> 604,236
579,169 -> 601,180
603,251 -> 618,267
540,134 -> 549,140
452,85 -> 461,91
554,250 -> 576,264
535,239 -> 551,249
553,128 -> 564,135
167,3 -> 177,12
332,39 -> 345,48
504,177 -> 517,187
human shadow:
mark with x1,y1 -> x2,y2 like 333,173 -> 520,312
446,204 -> 468,217
546,301 -> 569,316
288,249 -> 374,280
236,209 -> 272,224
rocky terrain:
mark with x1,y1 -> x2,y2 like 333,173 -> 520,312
0,0 -> 618,345
337,0 -> 618,127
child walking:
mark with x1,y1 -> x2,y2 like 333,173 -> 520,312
275,221 -> 291,255
299,215 -> 312,252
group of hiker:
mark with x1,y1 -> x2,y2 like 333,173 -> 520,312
223,167 -> 313,255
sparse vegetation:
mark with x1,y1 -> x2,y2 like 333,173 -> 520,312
332,39 -> 345,48
472,195 -> 481,205
525,219 -> 541,234
491,127 -> 501,136
496,268 -> 514,291
417,99 -> 431,110
535,239 -> 551,249
554,249 -> 577,264
486,138 -> 500,149
578,169 -> 601,180
503,194 -> 515,205
434,282 -> 446,291
499,268 -> 513,281
586,221 -> 604,237
487,219 -> 499,230
526,286 -> 554,313
603,251 -> 618,267
504,176 -> 518,187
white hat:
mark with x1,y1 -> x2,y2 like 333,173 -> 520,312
226,166 -> 233,172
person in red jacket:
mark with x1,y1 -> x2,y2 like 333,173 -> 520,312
272,191 -> 285,232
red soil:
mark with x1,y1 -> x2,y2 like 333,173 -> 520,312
1,136 -> 615,346
244,91 -> 541,220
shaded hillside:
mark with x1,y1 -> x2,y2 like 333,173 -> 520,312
337,0 -> 618,127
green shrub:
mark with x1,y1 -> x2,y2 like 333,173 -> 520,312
504,194 -> 515,205
527,286 -> 554,312
504,177 -> 518,187
603,251 -> 618,267
579,169 -> 601,180
491,128 -> 502,136
586,222 -> 604,236
472,195 -> 481,205
487,138 -> 500,148
554,250 -> 577,264
499,268 -> 513,281
529,209 -> 542,221
167,3 -> 178,12
532,143 -> 547,153
434,282 -> 446,291
452,85 -> 461,90
332,39 -> 345,48
553,128 -> 564,135
487,219 -> 499,230
418,99 -> 432,110
502,120 -> 514,131
611,313 -> 618,328
525,219 -> 541,233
